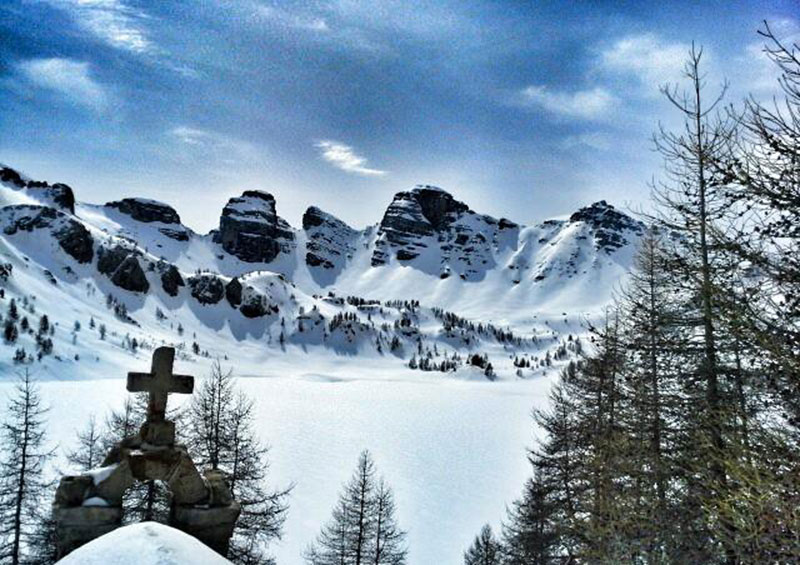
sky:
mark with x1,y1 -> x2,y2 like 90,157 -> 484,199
0,0 -> 797,232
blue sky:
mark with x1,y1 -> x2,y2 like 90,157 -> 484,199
0,1 -> 797,231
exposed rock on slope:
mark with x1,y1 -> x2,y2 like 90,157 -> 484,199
215,191 -> 295,262
372,185 -> 519,281
1,205 -> 93,263
303,206 -> 358,284
105,198 -> 190,241
1,166 -> 76,213
569,200 -> 644,252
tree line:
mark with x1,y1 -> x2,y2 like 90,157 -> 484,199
466,25 -> 800,565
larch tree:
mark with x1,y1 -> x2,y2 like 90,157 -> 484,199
306,450 -> 406,565
0,371 -> 54,565
186,361 -> 289,565
463,524 -> 502,565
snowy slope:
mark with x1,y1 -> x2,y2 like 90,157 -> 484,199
0,164 -> 644,565
0,165 -> 642,381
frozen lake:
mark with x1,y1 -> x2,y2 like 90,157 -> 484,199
0,370 -> 552,564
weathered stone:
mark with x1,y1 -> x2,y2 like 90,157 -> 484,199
92,460 -> 135,505
55,505 -> 123,557
56,476 -> 94,507
139,420 -> 176,446
53,221 -> 94,263
110,255 -> 149,293
240,294 -> 271,318
172,502 -> 241,556
0,205 -> 94,263
205,470 -> 233,507
54,348 -> 238,560
568,200 -> 645,253
167,451 -> 208,506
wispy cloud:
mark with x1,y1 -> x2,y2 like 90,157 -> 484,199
47,0 -> 154,54
599,34 -> 690,91
315,140 -> 386,176
168,126 -> 260,165
561,132 -> 612,151
519,86 -> 616,120
18,58 -> 109,111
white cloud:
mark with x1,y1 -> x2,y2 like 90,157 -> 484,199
47,0 -> 154,54
561,132 -> 612,151
315,140 -> 386,176
18,58 -> 109,111
599,33 -> 690,90
168,126 -> 259,165
519,86 -> 616,120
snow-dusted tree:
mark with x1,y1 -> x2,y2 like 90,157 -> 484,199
0,371 -> 54,565
187,361 -> 289,564
306,450 -> 406,565
463,525 -> 502,565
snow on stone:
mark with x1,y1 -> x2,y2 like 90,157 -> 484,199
55,522 -> 232,564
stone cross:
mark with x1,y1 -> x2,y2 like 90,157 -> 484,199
127,347 -> 194,423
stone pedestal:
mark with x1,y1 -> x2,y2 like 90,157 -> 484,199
54,505 -> 123,557
54,433 -> 240,559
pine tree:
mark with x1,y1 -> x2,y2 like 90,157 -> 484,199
0,371 -> 54,565
306,450 -> 406,565
187,361 -> 288,564
463,525 -> 501,565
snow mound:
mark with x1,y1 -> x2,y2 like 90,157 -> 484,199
55,522 -> 232,565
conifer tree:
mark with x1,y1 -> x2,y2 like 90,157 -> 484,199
306,450 -> 406,565
0,371 -> 54,565
463,524 -> 502,565
187,361 -> 288,564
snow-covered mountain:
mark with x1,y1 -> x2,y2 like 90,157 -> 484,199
0,164 -> 643,380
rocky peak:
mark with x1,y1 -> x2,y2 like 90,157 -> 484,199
1,166 -> 76,214
569,201 -> 644,252
303,207 -> 357,278
105,198 -> 182,225
372,186 -> 519,280
215,190 -> 295,263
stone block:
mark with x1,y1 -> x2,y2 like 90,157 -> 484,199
55,476 -> 93,507
55,505 -> 123,558
171,501 -> 241,556
93,460 -> 135,505
140,420 -> 176,446
167,452 -> 208,505
204,470 -> 233,507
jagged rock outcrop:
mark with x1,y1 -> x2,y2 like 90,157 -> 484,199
371,186 -> 519,280
188,274 -> 225,305
105,198 -> 190,241
161,265 -> 185,297
569,200 -> 644,252
110,256 -> 149,293
215,191 -> 295,263
97,245 -> 133,276
303,206 -> 357,271
225,278 -> 243,307
1,205 -> 93,263
1,166 -> 76,213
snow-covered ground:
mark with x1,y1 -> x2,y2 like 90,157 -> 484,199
0,364 -> 551,565
56,521 -> 232,564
